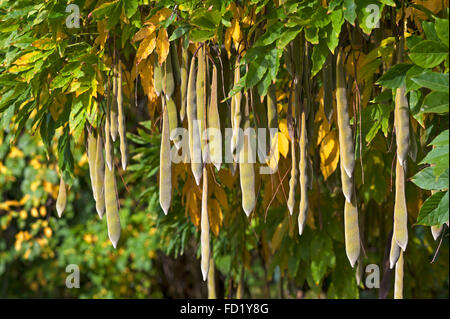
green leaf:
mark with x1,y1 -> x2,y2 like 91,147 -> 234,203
189,29 -> 215,42
311,40 -> 329,78
364,103 -> 392,143
429,129 -> 449,147
410,71 -> 449,92
245,62 -> 267,89
190,8 -> 221,30
277,26 -> 302,49
376,63 -> 413,89
91,1 -> 119,19
169,24 -> 190,41
409,40 -> 449,69
253,21 -> 284,47
417,191 -> 449,226
435,17 -> 449,47
305,27 -> 319,44
420,144 -> 449,178
329,0 -> 343,12
422,21 -> 439,42
123,0 -> 138,18
57,125 -> 74,185
421,92 -> 449,114
411,167 -> 449,191
311,6 -> 331,28
343,0 -> 357,24
405,65 -> 424,91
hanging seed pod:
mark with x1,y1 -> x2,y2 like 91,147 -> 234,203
196,46 -> 207,160
340,158 -> 353,203
336,48 -> 355,179
159,101 -> 172,215
207,256 -> 216,299
355,257 -> 363,286
105,102 -> 113,171
166,96 -> 181,150
393,159 -> 408,251
170,41 -> 181,86
104,155 -> 121,248
231,60 -> 242,160
239,93 -> 256,216
56,175 -> 67,218
395,87 -> 410,167
394,250 -> 404,299
322,54 -> 334,122
298,111 -> 308,234
117,62 -> 128,170
95,129 -> 105,219
389,233 -> 401,269
344,190 -> 360,267
236,270 -> 244,299
431,224 -> 443,241
163,51 -> 175,99
180,42 -> 188,122
208,64 -> 221,171
87,129 -> 97,200
110,63 -> 119,142
267,84 -> 278,170
201,166 -> 210,281
187,55 -> 203,185
287,134 -> 297,215
154,56 -> 163,97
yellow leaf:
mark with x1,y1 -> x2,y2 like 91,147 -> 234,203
319,130 -> 340,180
227,2 -> 240,19
214,184 -> 229,211
231,19 -> 243,53
278,119 -> 290,141
315,88 -> 331,146
136,32 -> 157,63
278,132 -> 289,159
14,51 -> 40,66
94,21 -> 108,49
32,38 -> 53,50
217,169 -> 237,189
156,28 -> 170,65
271,217 -> 288,253
132,25 -> 157,43
145,8 -> 172,26
187,189 -> 200,228
208,199 -> 223,237
241,7 -> 256,27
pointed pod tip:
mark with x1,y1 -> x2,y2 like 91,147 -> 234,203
344,194 -> 352,204
348,257 -> 357,268
389,260 -> 396,269
56,206 -> 64,218
396,240 -> 407,252
160,202 -> 169,215
193,171 -> 202,186
288,205 -> 294,216
110,236 -> 119,249
344,166 -> 353,180
201,268 -> 209,282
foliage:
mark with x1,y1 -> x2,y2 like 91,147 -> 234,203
0,0 -> 449,298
